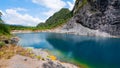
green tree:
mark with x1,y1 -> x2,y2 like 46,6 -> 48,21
0,12 -> 2,17
37,8 -> 73,29
0,12 -> 10,35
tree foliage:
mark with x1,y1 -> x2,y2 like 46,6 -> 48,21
37,8 -> 72,29
0,12 -> 2,17
0,12 -> 10,35
9,25 -> 34,30
8,8 -> 73,30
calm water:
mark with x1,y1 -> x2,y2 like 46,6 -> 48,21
16,32 -> 120,68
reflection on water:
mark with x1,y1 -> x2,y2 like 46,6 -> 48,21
16,32 -> 120,68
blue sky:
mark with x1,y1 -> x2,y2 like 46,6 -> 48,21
0,0 -> 75,26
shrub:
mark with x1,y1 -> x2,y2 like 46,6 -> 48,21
36,55 -> 41,60
0,23 -> 10,35
0,42 -> 5,48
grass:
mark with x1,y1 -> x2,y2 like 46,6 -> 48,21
0,45 -> 33,59
0,44 -> 53,61
36,55 -> 41,60
74,0 -> 88,14
0,42 -> 5,48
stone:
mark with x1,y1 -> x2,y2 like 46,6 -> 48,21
10,37 -> 19,45
64,0 -> 120,36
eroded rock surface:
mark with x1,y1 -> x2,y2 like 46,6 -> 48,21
64,0 -> 120,36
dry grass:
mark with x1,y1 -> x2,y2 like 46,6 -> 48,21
0,45 -> 33,59
0,45 -> 51,60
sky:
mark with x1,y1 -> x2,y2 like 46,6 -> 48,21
0,0 -> 75,26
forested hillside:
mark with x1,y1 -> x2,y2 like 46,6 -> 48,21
37,8 -> 72,29
9,25 -> 35,30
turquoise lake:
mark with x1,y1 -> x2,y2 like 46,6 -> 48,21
16,32 -> 120,68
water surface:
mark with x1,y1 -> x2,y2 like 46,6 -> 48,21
16,32 -> 120,68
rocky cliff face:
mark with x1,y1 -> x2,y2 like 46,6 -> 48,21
63,0 -> 120,36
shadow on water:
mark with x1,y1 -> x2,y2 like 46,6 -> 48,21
45,33 -> 120,68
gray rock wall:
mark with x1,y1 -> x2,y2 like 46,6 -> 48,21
64,0 -> 120,36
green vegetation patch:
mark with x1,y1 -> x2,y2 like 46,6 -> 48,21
37,8 -> 73,29
0,12 -> 10,35
0,23 -> 10,35
9,25 -> 35,31
0,42 -> 5,48
73,0 -> 88,14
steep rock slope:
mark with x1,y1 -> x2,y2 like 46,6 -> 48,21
63,0 -> 120,36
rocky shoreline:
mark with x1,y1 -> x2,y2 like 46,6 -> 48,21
0,35 -> 79,68
27,48 -> 79,68
11,26 -> 117,38
9,24 -> 119,68
0,47 -> 78,68
8,25 -> 119,68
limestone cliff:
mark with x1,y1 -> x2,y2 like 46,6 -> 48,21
63,0 -> 120,36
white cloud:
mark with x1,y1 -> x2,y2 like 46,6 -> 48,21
0,0 -> 76,26
14,8 -> 27,11
32,0 -> 66,17
67,0 -> 75,10
43,10 -> 55,18
0,8 -> 43,26
0,10 -> 5,16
